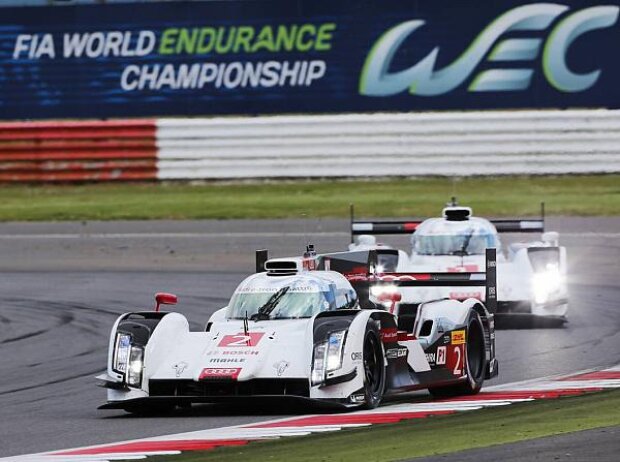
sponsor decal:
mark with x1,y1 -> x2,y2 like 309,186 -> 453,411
425,352 -> 436,364
236,285 -> 321,294
386,347 -> 408,360
209,357 -> 246,364
351,351 -> 363,361
199,367 -> 242,380
172,361 -> 188,377
442,334 -> 451,344
218,332 -> 265,347
273,360 -> 290,377
447,345 -> 465,376
451,330 -> 466,345
360,4 -> 619,96
206,349 -> 259,356
224,350 -> 259,356
380,327 -> 398,343
436,346 -> 447,365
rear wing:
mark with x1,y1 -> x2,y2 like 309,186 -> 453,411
254,247 -> 497,313
350,203 -> 545,241
318,248 -> 498,313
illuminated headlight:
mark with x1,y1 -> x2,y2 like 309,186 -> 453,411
311,342 -> 327,385
311,330 -> 347,386
532,265 -> 563,304
326,330 -> 347,371
127,346 -> 144,388
113,333 -> 131,374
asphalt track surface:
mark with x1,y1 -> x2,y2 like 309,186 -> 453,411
0,217 -> 619,457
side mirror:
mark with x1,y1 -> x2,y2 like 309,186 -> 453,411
155,292 -> 178,312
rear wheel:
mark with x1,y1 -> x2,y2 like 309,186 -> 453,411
429,310 -> 487,398
362,323 -> 386,409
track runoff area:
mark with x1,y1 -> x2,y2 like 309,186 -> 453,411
5,365 -> 619,461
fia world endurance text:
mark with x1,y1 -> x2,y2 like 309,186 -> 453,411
11,23 -> 335,92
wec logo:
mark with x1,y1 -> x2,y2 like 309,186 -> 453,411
360,3 -> 619,96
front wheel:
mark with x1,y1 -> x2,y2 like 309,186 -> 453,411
429,310 -> 487,398
361,323 -> 386,409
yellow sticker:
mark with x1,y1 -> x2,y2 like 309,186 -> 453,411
451,330 -> 466,345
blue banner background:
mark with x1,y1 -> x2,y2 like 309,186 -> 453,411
0,0 -> 619,119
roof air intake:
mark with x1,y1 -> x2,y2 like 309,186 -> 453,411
443,206 -> 472,221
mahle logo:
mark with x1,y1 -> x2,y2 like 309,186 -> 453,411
360,3 -> 619,96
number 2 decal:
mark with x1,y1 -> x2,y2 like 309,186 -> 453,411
453,345 -> 463,376
218,332 -> 264,347
226,335 -> 253,346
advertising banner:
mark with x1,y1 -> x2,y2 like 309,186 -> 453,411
1,0 -> 619,118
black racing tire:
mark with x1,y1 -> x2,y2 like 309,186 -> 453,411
361,322 -> 386,409
428,310 -> 487,398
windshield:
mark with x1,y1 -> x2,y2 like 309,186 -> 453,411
226,286 -> 336,320
413,233 -> 498,256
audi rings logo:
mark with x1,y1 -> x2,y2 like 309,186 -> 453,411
360,3 -> 619,96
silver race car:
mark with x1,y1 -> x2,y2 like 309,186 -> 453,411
97,247 -> 498,413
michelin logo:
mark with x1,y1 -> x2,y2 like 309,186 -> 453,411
360,3 -> 619,96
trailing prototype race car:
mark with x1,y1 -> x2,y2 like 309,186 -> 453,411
97,247 -> 498,413
350,201 -> 568,326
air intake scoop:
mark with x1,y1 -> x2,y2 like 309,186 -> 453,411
265,258 -> 303,275
443,206 -> 472,221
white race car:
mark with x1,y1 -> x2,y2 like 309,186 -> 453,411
350,201 -> 568,327
97,247 -> 498,413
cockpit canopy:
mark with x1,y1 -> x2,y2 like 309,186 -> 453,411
226,272 -> 357,321
411,216 -> 501,256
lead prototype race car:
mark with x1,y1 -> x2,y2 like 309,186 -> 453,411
97,247 -> 498,413
350,201 -> 568,326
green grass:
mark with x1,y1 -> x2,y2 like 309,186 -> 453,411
0,175 -> 619,221
152,389 -> 620,462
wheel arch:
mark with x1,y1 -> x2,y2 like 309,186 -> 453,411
107,311 -> 189,380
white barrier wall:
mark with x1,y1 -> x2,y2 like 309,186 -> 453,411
156,110 -> 620,179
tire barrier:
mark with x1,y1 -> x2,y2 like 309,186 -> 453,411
0,120 -> 157,182
2,110 -> 620,182
155,110 -> 620,179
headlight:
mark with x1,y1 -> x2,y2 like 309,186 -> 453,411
113,333 -> 131,374
532,265 -> 563,304
311,341 -> 327,385
127,345 -> 144,388
326,330 -> 346,371
311,330 -> 347,386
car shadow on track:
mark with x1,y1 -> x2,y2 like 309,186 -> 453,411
495,315 -> 566,329
99,390 -> 437,419
100,401 -> 347,419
